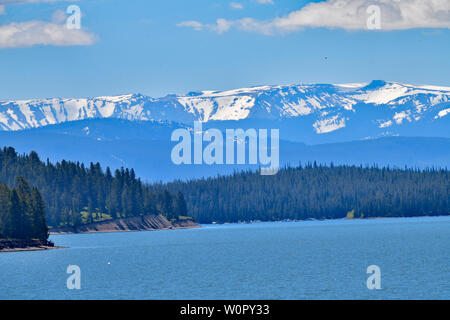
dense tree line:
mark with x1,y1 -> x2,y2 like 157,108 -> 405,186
2,146 -> 448,229
0,177 -> 48,241
0,147 -> 188,228
164,163 -> 450,223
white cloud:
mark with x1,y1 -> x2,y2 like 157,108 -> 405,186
0,20 -> 97,49
0,1 -> 94,49
268,0 -> 450,31
256,0 -> 274,4
176,20 -> 204,31
177,19 -> 236,34
213,18 -> 233,34
180,0 -> 450,34
51,9 -> 66,23
230,2 -> 244,10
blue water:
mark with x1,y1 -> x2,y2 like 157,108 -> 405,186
1,216 -> 450,299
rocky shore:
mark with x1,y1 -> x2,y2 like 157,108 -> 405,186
50,214 -> 198,234
0,239 -> 56,252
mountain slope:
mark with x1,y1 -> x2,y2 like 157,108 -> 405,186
1,81 -> 449,143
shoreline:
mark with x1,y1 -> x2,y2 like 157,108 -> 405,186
49,214 -> 198,235
50,224 -> 200,235
0,246 -> 64,253
0,239 -> 61,253
205,214 -> 450,226
1,215 -> 199,252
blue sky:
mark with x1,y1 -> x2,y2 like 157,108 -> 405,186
0,0 -> 449,100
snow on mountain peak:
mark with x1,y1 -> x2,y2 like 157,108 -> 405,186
0,81 -> 449,135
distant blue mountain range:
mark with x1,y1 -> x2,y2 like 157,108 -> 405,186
0,118 -> 448,182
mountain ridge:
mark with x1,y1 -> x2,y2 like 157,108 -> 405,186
1,80 -> 449,140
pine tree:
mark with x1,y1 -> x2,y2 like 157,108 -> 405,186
30,187 -> 48,241
14,177 -> 33,239
174,192 -> 188,219
159,190 -> 174,219
9,189 -> 24,239
0,183 -> 11,238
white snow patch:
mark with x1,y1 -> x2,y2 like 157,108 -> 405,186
282,100 -> 312,116
435,108 -> 450,119
354,84 -> 409,104
306,97 -> 323,109
198,85 -> 274,98
378,120 -> 393,128
334,83 -> 368,88
210,96 -> 254,121
313,116 -> 346,134
97,94 -> 134,102
97,101 -> 116,118
415,85 -> 450,92
393,111 -> 412,124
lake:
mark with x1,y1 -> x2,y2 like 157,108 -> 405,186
1,216 -> 450,299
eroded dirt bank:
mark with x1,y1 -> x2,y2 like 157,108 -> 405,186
50,214 -> 198,234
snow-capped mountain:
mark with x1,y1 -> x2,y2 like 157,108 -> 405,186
1,80 -> 450,181
1,80 -> 449,138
